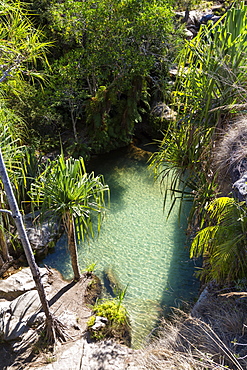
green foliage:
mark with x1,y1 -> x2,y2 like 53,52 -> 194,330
173,3 -> 247,126
34,0 -> 176,154
87,315 -> 96,327
149,124 -> 218,225
93,300 -> 127,325
191,197 -> 247,283
0,0 -> 50,88
150,3 -> 247,227
0,1 -> 50,263
83,262 -> 97,274
88,293 -> 130,344
173,0 -> 207,11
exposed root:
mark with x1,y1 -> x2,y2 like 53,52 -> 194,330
44,315 -> 69,351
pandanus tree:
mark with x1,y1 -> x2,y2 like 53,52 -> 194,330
29,154 -> 110,281
0,149 -> 66,344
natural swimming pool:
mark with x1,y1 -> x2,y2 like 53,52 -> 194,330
43,146 -> 199,348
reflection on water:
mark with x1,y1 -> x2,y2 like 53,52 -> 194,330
43,147 -> 199,348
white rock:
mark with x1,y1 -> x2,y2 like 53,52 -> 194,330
0,290 -> 42,341
0,267 -> 48,300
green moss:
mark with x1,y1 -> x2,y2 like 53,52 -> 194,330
87,298 -> 131,346
87,315 -> 96,327
93,300 -> 127,324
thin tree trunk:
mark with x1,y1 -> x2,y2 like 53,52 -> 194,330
69,99 -> 78,143
67,215 -> 81,281
0,149 -> 52,321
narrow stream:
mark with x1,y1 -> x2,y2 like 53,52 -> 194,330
43,146 -> 199,348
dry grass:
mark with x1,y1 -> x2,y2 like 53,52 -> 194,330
135,289 -> 247,370
213,117 -> 247,190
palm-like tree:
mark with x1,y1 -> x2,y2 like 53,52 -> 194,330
0,149 -> 67,344
29,154 -> 110,281
191,197 -> 247,283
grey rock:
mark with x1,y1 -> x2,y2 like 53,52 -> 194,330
91,315 -> 108,330
28,311 -> 46,328
24,212 -> 61,258
34,339 -> 138,370
191,286 -> 209,317
0,290 -> 42,341
184,29 -> 194,39
151,102 -> 177,121
233,172 -> 247,199
58,311 -> 81,330
0,267 -> 48,300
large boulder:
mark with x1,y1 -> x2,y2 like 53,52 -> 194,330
0,289 -> 43,341
0,267 -> 49,341
0,267 -> 48,300
24,212 -> 61,258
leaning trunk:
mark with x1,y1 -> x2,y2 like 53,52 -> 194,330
0,149 -> 52,322
67,214 -> 81,281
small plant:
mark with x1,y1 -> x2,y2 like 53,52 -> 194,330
87,287 -> 131,345
93,299 -> 127,325
87,315 -> 96,327
83,262 -> 97,276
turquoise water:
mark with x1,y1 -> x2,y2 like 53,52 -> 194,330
43,147 -> 199,348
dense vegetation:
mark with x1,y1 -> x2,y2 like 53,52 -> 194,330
1,0 -> 247,354
0,0 -> 177,270
150,2 -> 247,284
2,0 -> 247,367
1,0 -> 247,284
9,0 -> 177,156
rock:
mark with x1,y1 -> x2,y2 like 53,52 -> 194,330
0,267 -> 48,300
58,310 -> 81,330
184,28 -> 194,39
151,102 -> 177,121
33,338 -> 138,370
24,212 -> 61,258
191,286 -> 210,317
0,290 -> 42,341
233,171 -> 247,201
200,14 -> 221,24
103,266 -> 123,297
28,311 -> 46,328
91,316 -> 108,331
176,8 -> 223,39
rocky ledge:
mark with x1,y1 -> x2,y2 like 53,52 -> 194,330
0,267 -> 138,370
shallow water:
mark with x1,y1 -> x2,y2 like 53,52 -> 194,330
43,147 -> 199,348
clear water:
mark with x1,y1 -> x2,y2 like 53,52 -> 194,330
43,147 -> 199,348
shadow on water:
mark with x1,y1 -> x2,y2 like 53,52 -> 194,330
160,201 -> 200,316
88,148 -> 131,212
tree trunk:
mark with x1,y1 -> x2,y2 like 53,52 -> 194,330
0,149 -> 52,321
67,215 -> 81,281
69,99 -> 78,143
